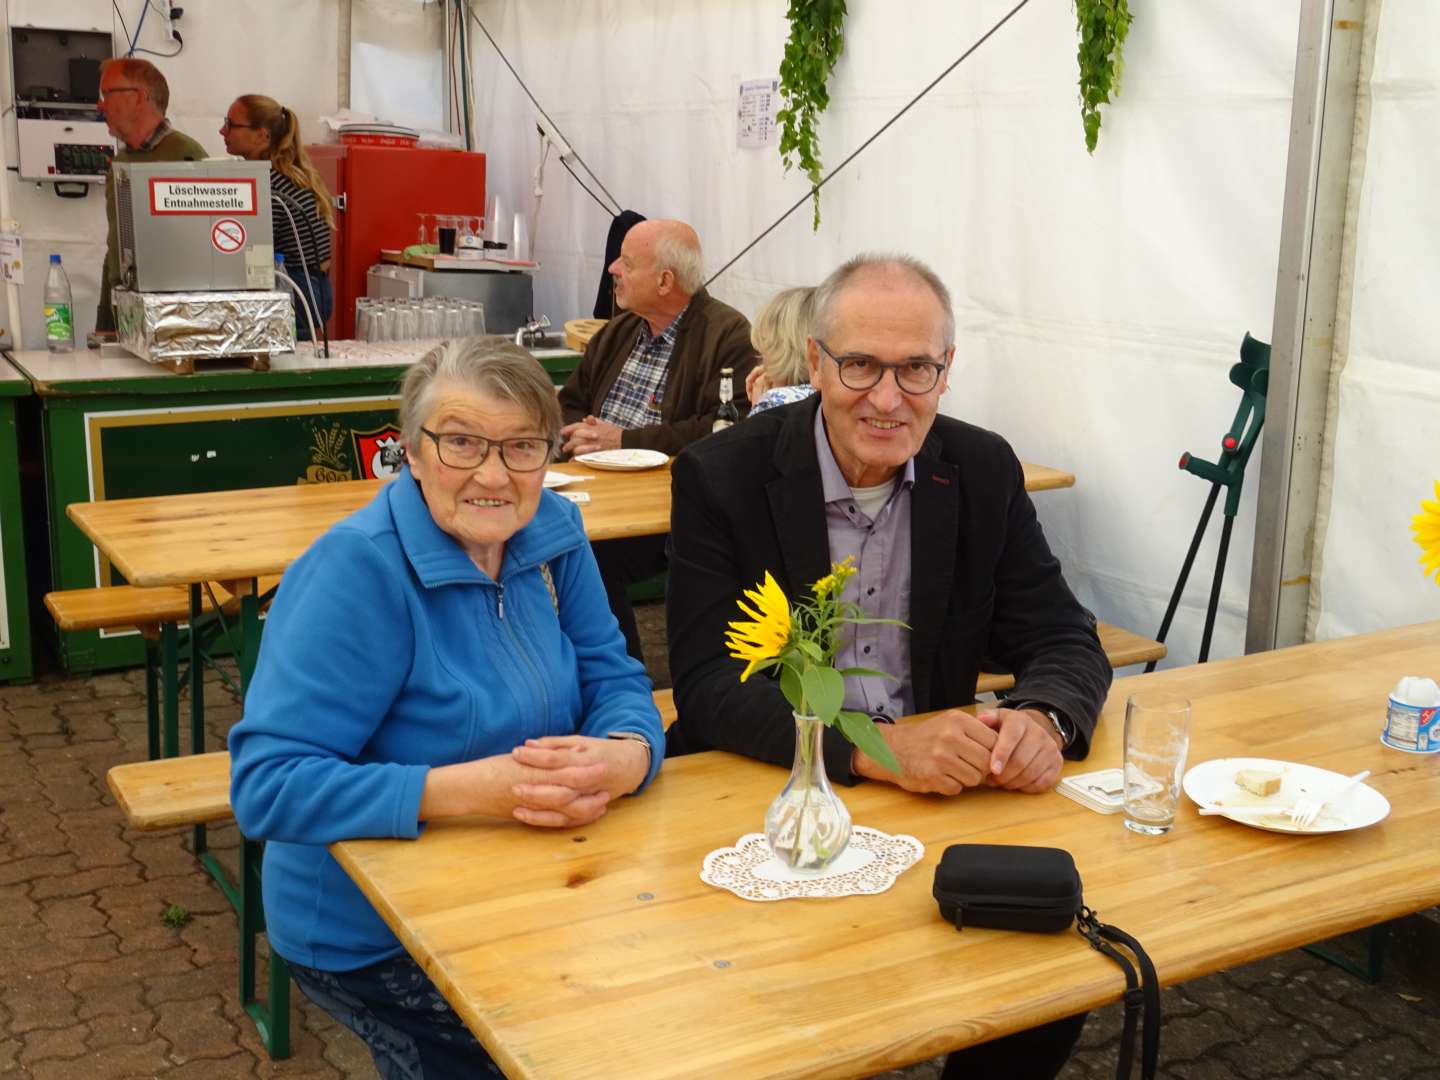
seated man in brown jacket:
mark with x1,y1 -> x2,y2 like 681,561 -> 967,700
559,219 -> 758,662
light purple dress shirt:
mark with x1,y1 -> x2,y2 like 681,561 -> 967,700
813,410 -> 915,720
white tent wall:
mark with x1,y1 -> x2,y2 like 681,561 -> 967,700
468,0 -> 1301,666
352,0 -> 445,132
1310,0 -> 1440,639
0,0 -> 445,351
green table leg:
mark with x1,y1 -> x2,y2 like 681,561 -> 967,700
1303,922 -> 1390,983
189,584 -> 206,753
161,621 -> 179,758
190,584 -> 210,861
143,637 -> 160,760
235,585 -> 289,1059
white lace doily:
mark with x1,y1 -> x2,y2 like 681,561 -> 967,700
700,826 -> 924,901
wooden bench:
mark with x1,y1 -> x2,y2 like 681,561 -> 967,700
45,577 -> 283,759
975,621 -> 1165,694
45,577 -> 284,635
45,584 -> 198,636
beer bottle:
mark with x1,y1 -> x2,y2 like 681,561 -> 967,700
712,367 -> 740,432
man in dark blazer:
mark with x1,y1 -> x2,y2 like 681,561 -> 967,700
665,254 -> 1109,1078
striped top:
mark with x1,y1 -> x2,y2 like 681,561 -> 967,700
269,168 -> 332,274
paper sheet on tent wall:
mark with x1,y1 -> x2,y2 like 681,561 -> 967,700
350,42 -> 444,134
0,235 -> 24,285
737,78 -> 779,148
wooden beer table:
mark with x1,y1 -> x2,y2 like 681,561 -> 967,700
333,622 -> 1440,1079
67,458 -> 1073,589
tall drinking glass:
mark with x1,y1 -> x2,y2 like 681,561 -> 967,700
1122,692 -> 1191,835
465,301 -> 486,336
367,309 -> 390,343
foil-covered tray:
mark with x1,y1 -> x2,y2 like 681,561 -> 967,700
115,288 -> 295,365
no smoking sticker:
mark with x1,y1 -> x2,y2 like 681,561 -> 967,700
211,218 -> 247,253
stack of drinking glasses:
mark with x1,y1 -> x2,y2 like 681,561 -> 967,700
354,297 -> 487,343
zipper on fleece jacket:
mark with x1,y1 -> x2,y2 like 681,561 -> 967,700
490,577 -> 552,733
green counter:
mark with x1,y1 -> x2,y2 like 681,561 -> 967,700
0,356 -> 33,682
11,341 -> 579,674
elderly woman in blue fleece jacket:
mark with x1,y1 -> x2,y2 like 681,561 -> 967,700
229,337 -> 663,1078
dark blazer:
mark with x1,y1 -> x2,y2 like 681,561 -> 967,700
558,288 -> 758,455
664,395 -> 1111,783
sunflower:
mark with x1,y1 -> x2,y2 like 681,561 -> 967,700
726,571 -> 792,681
1413,480 -> 1440,585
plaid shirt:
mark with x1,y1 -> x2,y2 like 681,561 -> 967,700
134,119 -> 175,152
597,303 -> 690,430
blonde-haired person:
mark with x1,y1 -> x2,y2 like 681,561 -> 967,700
222,95 -> 335,338
746,286 -> 818,416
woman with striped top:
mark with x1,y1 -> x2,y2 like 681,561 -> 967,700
221,95 -> 335,339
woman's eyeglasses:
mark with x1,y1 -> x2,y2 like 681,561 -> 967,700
419,429 -> 553,472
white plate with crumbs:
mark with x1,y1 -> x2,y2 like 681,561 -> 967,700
1183,757 -> 1389,834
574,449 -> 669,471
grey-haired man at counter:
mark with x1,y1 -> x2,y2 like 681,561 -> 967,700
93,58 -> 206,337
558,218 -> 757,663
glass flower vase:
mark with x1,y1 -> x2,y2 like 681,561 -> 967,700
764,713 -> 852,871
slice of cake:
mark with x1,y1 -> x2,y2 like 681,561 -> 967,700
1235,768 -> 1282,798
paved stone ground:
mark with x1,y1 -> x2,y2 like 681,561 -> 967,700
1,605 -> 1435,1078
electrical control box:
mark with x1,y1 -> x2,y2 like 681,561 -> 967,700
114,160 -> 276,292
16,117 -> 113,182
10,25 -> 114,183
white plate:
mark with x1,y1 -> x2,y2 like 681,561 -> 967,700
574,449 -> 669,471
1182,757 -> 1390,834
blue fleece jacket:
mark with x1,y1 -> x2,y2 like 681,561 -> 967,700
229,466 -> 663,971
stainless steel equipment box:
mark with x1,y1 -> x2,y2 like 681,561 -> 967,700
113,160 -> 276,292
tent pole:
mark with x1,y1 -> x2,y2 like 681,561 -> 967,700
1247,0 -> 1368,652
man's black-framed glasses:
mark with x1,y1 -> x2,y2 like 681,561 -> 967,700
419,428 -> 553,472
815,340 -> 947,395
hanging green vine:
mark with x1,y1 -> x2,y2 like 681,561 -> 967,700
1075,0 -> 1132,153
777,0 -> 847,229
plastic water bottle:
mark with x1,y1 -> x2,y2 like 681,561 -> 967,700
44,254 -> 74,353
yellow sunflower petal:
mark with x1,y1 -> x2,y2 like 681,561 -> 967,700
739,654 -> 770,682
727,571 -> 793,678
1413,482 -> 1440,586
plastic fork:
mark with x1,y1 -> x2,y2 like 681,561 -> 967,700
1289,770 -> 1370,829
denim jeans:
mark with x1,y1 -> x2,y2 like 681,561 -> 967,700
287,953 -> 502,1079
288,269 -> 333,341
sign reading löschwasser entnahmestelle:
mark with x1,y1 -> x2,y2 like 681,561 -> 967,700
148,177 -> 258,215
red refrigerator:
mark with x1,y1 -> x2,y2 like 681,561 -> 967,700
310,144 -> 487,339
